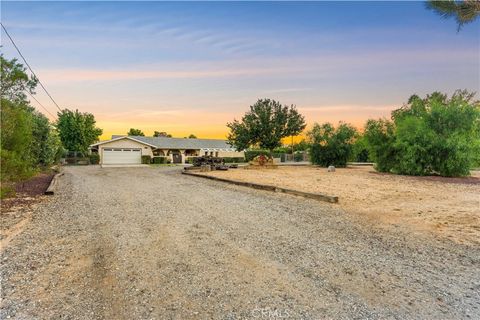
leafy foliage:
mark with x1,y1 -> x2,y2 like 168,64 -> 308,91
350,135 -> 370,162
153,131 -> 172,137
127,128 -> 145,136
227,99 -> 306,154
56,109 -> 103,154
426,0 -> 480,30
308,122 -> 357,167
0,54 -> 38,103
364,90 -> 480,176
363,119 -> 397,172
1,56 -> 63,191
188,134 -> 197,139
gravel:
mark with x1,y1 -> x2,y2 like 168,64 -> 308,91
1,165 -> 479,319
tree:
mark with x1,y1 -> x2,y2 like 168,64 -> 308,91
426,0 -> 480,30
308,122 -> 357,167
350,135 -> 370,162
127,128 -> 145,136
153,131 -> 172,137
363,118 -> 397,172
0,54 -> 38,103
56,109 -> 103,154
188,134 -> 197,139
227,98 -> 306,156
364,90 -> 480,176
1,55 -> 62,195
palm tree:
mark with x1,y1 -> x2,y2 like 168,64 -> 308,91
426,0 -> 480,31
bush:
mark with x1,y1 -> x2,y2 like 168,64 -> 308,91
89,153 -> 100,164
223,157 -> 245,163
364,90 -> 480,177
350,136 -> 370,162
363,119 -> 397,172
153,156 -> 167,164
294,152 -> 304,162
308,122 -> 357,167
141,155 -> 152,164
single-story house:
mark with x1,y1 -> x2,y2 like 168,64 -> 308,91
89,135 -> 244,165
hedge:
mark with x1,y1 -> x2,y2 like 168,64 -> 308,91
141,155 -> 152,164
153,156 -> 167,164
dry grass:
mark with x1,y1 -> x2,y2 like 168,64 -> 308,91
200,166 -> 480,245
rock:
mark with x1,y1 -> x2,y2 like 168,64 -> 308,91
328,165 -> 336,172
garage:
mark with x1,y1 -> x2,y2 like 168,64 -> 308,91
102,148 -> 141,164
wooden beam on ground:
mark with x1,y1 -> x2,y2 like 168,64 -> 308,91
45,172 -> 64,195
182,171 -> 338,203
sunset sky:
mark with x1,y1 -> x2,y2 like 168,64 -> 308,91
2,1 -> 479,140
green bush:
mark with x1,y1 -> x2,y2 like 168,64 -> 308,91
153,156 -> 167,164
141,155 -> 152,164
294,152 -> 304,162
363,119 -> 397,172
308,122 -> 357,167
223,157 -> 245,163
364,91 -> 480,177
350,136 -> 370,162
89,153 -> 100,164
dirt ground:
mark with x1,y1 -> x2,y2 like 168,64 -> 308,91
1,166 -> 479,319
200,165 -> 480,245
1,172 -> 54,249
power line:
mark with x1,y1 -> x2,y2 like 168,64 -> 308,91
1,22 -> 63,112
26,91 -> 57,120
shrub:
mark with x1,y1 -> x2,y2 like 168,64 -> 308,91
223,157 -> 245,163
350,136 -> 370,162
364,90 -> 480,177
363,119 -> 397,172
89,153 -> 100,164
141,155 -> 152,164
153,156 -> 166,164
294,152 -> 304,162
308,122 -> 357,167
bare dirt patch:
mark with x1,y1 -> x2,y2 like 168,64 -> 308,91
199,166 -> 480,245
1,172 -> 54,251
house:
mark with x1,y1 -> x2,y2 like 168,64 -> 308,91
89,135 -> 244,165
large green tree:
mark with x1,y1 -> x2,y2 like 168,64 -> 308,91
127,128 -> 145,136
364,90 -> 480,176
56,109 -> 103,154
427,0 -> 480,30
227,99 -> 306,155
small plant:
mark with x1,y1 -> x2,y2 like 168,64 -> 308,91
141,155 -> 152,164
89,153 -> 100,164
153,156 -> 166,164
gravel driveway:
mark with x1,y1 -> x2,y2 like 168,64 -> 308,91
1,166 -> 479,319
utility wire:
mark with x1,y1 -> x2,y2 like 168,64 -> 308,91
26,91 -> 57,120
1,22 -> 63,112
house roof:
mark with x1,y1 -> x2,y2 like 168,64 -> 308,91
91,135 -> 235,150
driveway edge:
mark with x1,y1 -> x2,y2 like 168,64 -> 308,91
182,171 -> 339,203
45,172 -> 64,195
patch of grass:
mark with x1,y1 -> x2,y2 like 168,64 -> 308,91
1,185 -> 15,199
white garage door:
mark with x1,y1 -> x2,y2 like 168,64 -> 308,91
103,148 -> 142,164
